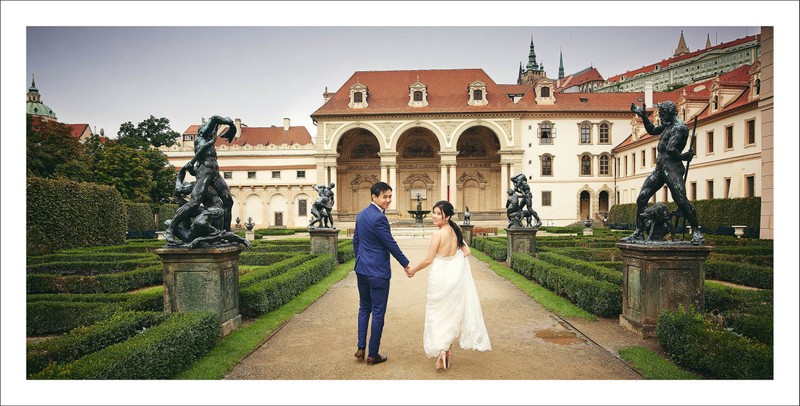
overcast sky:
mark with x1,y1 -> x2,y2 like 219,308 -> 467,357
3,2 -> 799,405
23,25 -> 760,139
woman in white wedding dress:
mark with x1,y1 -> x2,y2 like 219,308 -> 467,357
406,200 -> 491,370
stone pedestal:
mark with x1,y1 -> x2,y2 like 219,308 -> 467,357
154,245 -> 244,336
583,228 -> 593,236
460,224 -> 474,246
505,227 -> 539,267
617,242 -> 713,338
156,231 -> 166,240
309,228 -> 339,262
245,230 -> 255,241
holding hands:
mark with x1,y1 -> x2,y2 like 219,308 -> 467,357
405,265 -> 416,278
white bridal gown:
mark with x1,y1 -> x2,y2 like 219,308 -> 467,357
423,249 -> 492,358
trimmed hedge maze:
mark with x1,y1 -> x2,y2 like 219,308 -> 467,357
473,231 -> 774,379
26,238 -> 352,379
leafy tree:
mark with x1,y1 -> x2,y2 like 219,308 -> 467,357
26,115 -> 92,181
117,115 -> 180,149
140,148 -> 177,205
92,144 -> 155,202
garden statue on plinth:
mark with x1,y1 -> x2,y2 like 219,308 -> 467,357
245,217 -> 255,231
506,173 -> 542,228
623,101 -> 704,246
155,114 -> 248,336
309,183 -> 336,229
616,102 -> 712,338
163,115 -> 249,250
463,206 -> 471,225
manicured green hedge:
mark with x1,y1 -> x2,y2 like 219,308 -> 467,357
26,291 -> 163,335
26,252 -> 156,266
157,203 -> 178,231
511,253 -> 621,317
472,237 -> 508,261
254,228 -> 307,238
608,198 -> 761,237
705,260 -> 773,289
240,255 -> 337,318
125,202 -> 155,233
545,247 -> 622,262
31,312 -> 219,379
704,282 -> 773,315
709,252 -> 773,267
537,252 -> 623,286
657,306 -> 772,379
59,240 -> 164,254
239,255 -> 314,289
27,311 -> 168,376
27,264 -> 162,294
338,239 -> 355,263
709,245 -> 774,256
238,252 -> 297,266
27,177 -> 128,255
26,257 -> 159,275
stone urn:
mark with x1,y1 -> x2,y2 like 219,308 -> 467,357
235,217 -> 242,229
583,218 -> 593,228
245,217 -> 255,231
732,225 -> 747,239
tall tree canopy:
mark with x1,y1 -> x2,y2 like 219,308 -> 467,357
26,116 -> 92,181
117,115 -> 180,149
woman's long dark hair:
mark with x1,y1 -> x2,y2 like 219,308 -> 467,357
433,200 -> 464,248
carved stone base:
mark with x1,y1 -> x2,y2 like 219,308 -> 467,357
154,245 -> 244,336
617,242 -> 713,338
309,228 -> 339,261
460,224 -> 474,247
505,227 -> 539,267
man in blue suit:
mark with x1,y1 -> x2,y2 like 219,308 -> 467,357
352,182 -> 410,365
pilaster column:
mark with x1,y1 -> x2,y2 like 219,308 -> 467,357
329,166 -> 338,211
448,164 -> 457,209
440,164 -> 448,202
389,165 -> 397,211
380,164 -> 388,184
500,163 -> 509,207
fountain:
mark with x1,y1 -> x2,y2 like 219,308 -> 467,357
406,193 -> 430,227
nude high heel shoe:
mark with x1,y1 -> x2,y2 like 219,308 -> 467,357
436,350 -> 448,370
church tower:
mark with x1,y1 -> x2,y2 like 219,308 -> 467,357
517,37 -> 547,85
26,74 -> 57,121
673,30 -> 690,57
558,49 -> 565,79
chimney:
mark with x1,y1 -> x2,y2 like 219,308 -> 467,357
234,118 -> 242,138
283,118 -> 290,132
644,81 -> 654,108
323,86 -> 332,103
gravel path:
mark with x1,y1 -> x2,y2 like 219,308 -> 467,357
225,237 -> 653,380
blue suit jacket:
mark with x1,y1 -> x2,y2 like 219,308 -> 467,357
353,204 -> 409,279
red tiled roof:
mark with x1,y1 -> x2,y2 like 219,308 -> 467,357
498,84 -> 531,95
605,35 -> 759,83
555,67 -> 605,91
516,89 -> 680,112
183,124 -> 313,146
312,69 -> 521,117
65,123 -> 90,138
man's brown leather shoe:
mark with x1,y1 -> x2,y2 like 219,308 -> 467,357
366,354 -> 388,365
354,348 -> 365,361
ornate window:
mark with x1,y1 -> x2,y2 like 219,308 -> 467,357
348,81 -> 369,109
598,123 -> 610,144
599,155 -> 610,176
580,154 -> 592,176
540,154 -> 553,176
408,80 -> 429,107
540,86 -> 550,97
541,191 -> 552,206
580,122 -> 591,144
468,81 -> 488,106
538,121 -> 556,144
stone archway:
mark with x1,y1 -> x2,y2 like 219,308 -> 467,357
336,128 -> 381,218
579,191 -> 591,220
396,127 -> 441,215
455,126 -> 502,213
598,190 -> 609,214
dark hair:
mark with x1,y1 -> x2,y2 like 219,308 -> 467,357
432,200 -> 464,248
370,182 -> 392,197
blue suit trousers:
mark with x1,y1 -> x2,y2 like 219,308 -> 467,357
356,273 -> 391,358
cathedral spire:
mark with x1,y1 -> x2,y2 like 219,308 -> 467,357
527,36 -> 539,70
705,33 -> 712,49
674,30 -> 690,57
558,49 -> 565,79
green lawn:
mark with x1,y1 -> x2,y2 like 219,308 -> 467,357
619,346 -> 699,379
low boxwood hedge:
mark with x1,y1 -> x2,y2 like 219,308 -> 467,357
537,252 -> 623,286
472,237 -> 507,261
31,312 -> 219,379
704,260 -> 773,289
240,255 -> 337,318
27,311 -> 168,376
338,239 -> 355,263
239,255 -> 314,289
709,252 -> 773,267
657,306 -> 772,379
546,247 -> 622,262
26,257 -> 159,275
26,291 -> 162,335
511,253 -> 621,317
26,252 -> 156,266
27,264 -> 162,294
238,252 -> 297,266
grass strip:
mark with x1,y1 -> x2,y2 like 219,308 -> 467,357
174,259 -> 355,379
471,250 -> 595,321
618,346 -> 699,380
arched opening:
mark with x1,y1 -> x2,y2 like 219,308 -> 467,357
335,128 -> 381,218
397,127 -> 440,215
579,191 -> 591,220
598,190 -> 609,214
245,194 -> 264,226
268,194 -> 287,228
455,126 -> 502,214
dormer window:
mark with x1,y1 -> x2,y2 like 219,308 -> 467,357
711,94 -> 719,111
541,87 -> 551,97
349,82 -> 369,109
468,80 -> 488,106
408,80 -> 428,107
534,78 -> 556,105
755,79 -> 761,95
